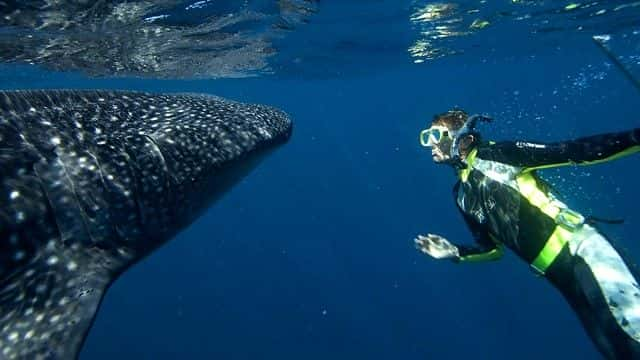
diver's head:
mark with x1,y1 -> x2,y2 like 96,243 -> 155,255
420,109 -> 480,164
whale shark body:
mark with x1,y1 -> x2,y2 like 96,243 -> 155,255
0,90 -> 292,359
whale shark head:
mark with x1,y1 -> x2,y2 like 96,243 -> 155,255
0,90 -> 292,359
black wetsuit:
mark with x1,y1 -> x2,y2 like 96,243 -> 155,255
452,128 -> 640,359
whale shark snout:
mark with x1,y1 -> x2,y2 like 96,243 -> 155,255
0,90 -> 292,359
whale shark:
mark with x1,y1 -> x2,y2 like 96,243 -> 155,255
0,90 -> 292,359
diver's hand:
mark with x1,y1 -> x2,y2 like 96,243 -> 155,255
414,234 -> 460,260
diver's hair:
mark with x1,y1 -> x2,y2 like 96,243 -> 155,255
432,109 -> 468,130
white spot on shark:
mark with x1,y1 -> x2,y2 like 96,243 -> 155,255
7,332 -> 18,343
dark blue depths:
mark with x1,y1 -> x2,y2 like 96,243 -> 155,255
3,33 -> 639,360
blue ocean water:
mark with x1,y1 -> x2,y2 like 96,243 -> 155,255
1,1 -> 639,359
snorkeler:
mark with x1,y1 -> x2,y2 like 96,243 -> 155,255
415,109 -> 640,359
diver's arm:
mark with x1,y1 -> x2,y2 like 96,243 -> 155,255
456,244 -> 503,263
455,210 -> 503,263
415,210 -> 503,263
485,128 -> 640,170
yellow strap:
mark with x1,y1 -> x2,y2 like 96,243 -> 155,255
530,225 -> 572,274
516,173 -> 561,219
517,173 -> 577,274
459,148 -> 478,182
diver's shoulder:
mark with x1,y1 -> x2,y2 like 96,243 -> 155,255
474,140 -> 517,160
475,140 -> 501,152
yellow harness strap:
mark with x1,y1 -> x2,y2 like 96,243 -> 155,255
459,148 -> 478,182
530,226 -> 573,274
516,173 -> 582,274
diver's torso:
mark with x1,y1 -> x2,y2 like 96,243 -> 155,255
456,157 -> 559,263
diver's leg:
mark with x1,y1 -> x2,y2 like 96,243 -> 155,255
570,257 -> 626,359
548,248 -> 618,358
567,225 -> 640,359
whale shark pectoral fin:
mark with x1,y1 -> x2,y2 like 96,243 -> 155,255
0,251 -> 113,360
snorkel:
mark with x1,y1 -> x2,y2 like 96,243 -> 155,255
449,113 -> 493,162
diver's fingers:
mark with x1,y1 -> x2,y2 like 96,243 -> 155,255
426,233 -> 446,245
414,237 -> 433,254
414,234 -> 431,245
415,235 -> 441,248
415,235 -> 437,246
415,234 -> 458,259
414,237 -> 428,248
415,237 -> 442,255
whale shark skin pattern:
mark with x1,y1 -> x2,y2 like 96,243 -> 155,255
0,89 -> 292,359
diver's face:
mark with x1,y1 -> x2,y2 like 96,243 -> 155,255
431,136 -> 453,163
420,124 -> 454,163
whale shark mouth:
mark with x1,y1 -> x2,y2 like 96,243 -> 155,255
0,89 -> 292,359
